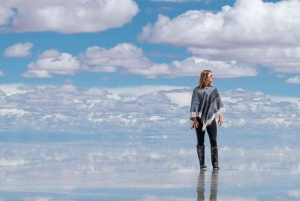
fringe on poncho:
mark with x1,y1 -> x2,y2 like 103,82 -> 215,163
190,86 -> 225,131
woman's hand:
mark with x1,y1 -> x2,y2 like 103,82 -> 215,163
218,113 -> 223,126
193,117 -> 199,128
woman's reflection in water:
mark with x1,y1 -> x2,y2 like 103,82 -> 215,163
197,170 -> 218,201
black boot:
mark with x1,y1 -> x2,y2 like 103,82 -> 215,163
196,145 -> 207,171
211,146 -> 219,170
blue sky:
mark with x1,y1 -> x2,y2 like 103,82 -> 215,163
0,0 -> 298,91
0,0 -> 298,90
1,0 -> 300,139
1,0 -> 300,135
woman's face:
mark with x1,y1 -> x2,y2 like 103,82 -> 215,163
206,72 -> 213,84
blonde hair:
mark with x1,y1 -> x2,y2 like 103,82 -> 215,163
198,70 -> 212,89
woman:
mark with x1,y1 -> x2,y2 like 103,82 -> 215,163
190,70 -> 224,171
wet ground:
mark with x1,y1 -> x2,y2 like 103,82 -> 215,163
1,170 -> 300,200
0,131 -> 299,200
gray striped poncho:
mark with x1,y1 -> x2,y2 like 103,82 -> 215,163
190,86 -> 224,131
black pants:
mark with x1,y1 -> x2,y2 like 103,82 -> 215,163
196,118 -> 217,147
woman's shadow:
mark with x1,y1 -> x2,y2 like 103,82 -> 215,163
197,170 -> 218,201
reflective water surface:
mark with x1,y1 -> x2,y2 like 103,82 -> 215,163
1,170 -> 300,200
0,132 -> 299,200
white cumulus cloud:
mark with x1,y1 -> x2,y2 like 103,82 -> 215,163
4,42 -> 33,57
168,57 -> 257,78
140,0 -> 300,73
22,70 -> 52,78
22,197 -> 53,201
286,75 -> 300,84
0,4 -> 14,25
0,84 -> 299,133
22,50 -> 81,78
22,43 -> 257,78
79,43 -> 153,73
0,0 -> 139,34
151,0 -> 201,2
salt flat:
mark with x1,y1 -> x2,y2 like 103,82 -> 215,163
0,131 -> 299,200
